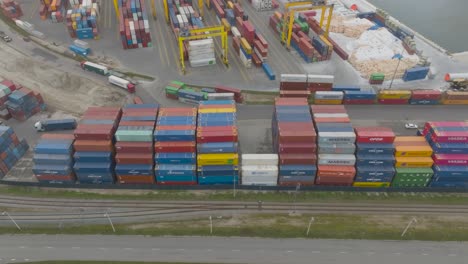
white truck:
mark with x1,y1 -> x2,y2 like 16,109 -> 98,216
108,75 -> 136,93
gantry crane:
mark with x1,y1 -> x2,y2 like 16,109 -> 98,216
151,0 -> 157,20
281,1 -> 334,50
178,26 -> 228,74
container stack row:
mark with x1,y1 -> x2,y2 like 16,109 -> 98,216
377,90 -> 411,105
73,107 -> 122,184
279,74 -> 334,99
6,87 -> 45,121
354,127 -> 395,187
33,134 -> 74,183
273,98 -> 317,186
115,104 -> 159,184
313,105 -> 356,186
409,90 -> 442,105
241,154 -> 278,186
197,100 -> 239,185
442,91 -> 468,105
392,136 -> 434,187
39,0 -> 64,21
0,126 -> 28,178
119,0 -> 152,49
66,0 -> 99,39
154,107 -> 198,185
341,88 -> 376,105
0,79 -> 17,120
1,0 -> 23,20
424,122 -> 468,188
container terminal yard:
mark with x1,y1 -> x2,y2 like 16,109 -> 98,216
0,0 -> 467,189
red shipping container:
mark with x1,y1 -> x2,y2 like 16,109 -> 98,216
279,143 -> 317,154
255,33 -> 268,49
279,131 -> 317,143
280,82 -> 308,90
355,132 -> 395,144
154,141 -> 196,153
156,125 -> 197,131
317,165 -> 356,177
343,99 -> 375,104
252,52 -> 262,67
433,154 -> 468,165
35,174 -> 76,182
198,105 -> 235,109
275,98 -> 308,105
378,99 -> 408,104
411,90 -> 442,100
197,131 -> 238,143
115,153 -> 153,164
115,142 -> 153,153
277,122 -> 315,132
197,126 -> 237,132
117,175 -> 155,184
280,153 -> 317,165
0,80 -> 16,91
242,21 -> 255,44
73,140 -> 113,152
41,134 -> 75,140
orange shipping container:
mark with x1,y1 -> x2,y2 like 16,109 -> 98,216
317,165 -> 356,177
314,117 -> 350,123
117,175 -> 155,184
393,141 -> 430,147
442,99 -> 468,105
394,136 -> 426,143
395,157 -> 434,167
74,140 -> 113,152
395,146 -> 433,157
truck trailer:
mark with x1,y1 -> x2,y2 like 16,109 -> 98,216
34,119 -> 77,132
80,61 -> 109,76
108,75 -> 136,93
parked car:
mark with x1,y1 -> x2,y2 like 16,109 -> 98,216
405,123 -> 418,129
0,31 -> 12,42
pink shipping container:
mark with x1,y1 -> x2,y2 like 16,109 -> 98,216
431,131 -> 468,143
433,154 -> 468,166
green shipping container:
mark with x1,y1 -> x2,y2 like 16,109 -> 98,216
392,182 -> 429,188
370,73 -> 385,81
115,130 -> 153,142
395,168 -> 434,177
165,86 -> 179,95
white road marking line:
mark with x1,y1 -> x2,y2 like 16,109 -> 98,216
311,251 -> 321,253
286,250 -> 293,253
99,248 -> 107,250
19,246 -> 26,249
72,247 -> 80,249
177,249 -> 185,251
152,248 -> 160,251
10,259 -> 16,262
124,248 -> 133,250
24,259 -> 29,261
340,251 -> 348,254
46,247 -> 54,249
422,253 -> 429,256
394,253 -> 401,255
232,249 -> 240,252
367,252 -> 375,255
448,254 -> 457,256
207,249 -> 213,252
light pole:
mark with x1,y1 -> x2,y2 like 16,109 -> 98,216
2,211 -> 21,231
293,183 -> 301,213
389,53 -> 403,89
104,209 -> 115,233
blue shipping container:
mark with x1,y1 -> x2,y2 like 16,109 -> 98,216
332,86 -> 361,92
73,162 -> 114,173
429,181 -> 468,188
279,165 -> 317,176
153,130 -> 196,141
74,152 -> 113,163
155,153 -> 196,164
33,154 -> 72,166
198,176 -> 239,185
356,166 -> 395,178
32,164 -> 72,176
197,142 -> 238,154
356,143 -> 395,155
431,143 -> 468,154
433,166 -> 468,177
356,154 -> 395,166
115,164 -> 154,176
197,165 -> 239,176
155,164 -> 196,176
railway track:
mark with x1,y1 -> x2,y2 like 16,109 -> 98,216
0,195 -> 467,222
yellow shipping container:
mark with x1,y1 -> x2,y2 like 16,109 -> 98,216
395,146 -> 433,157
197,154 -> 239,166
227,1 -> 234,9
221,18 -> 231,32
353,182 -> 391,188
394,136 -> 426,143
395,157 -> 434,168
378,90 -> 412,99
314,99 -> 343,105
240,38 -> 252,54
442,99 -> 468,105
198,108 -> 236,114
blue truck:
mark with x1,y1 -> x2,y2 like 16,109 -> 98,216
34,119 -> 77,132
69,44 -> 90,57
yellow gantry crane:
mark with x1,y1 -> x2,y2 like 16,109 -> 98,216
151,0 -> 157,20
113,0 -> 119,20
178,26 -> 228,74
281,1 -> 334,50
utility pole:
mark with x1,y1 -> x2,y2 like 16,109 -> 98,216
104,209 -> 115,233
293,183 -> 301,213
389,53 -> 403,89
209,215 -> 213,234
306,217 -> 315,236
2,211 -> 21,231
401,217 -> 417,237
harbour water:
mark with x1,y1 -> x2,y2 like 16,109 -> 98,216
367,0 -> 468,53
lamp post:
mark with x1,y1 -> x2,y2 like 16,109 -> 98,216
389,53 -> 403,89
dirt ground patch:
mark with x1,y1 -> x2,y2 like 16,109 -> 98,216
0,42 -> 127,115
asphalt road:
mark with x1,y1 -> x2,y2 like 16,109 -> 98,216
0,235 -> 466,264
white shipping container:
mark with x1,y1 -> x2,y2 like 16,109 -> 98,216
280,74 -> 308,83
239,51 -> 252,68
307,74 -> 334,84
318,132 -> 356,143
241,154 -> 279,165
241,180 -> 277,186
314,91 -> 343,99
314,113 -> 349,118
318,154 -> 356,166
189,57 -> 216,67
242,165 -> 278,177
231,27 -> 241,38
108,75 -> 130,90
178,97 -> 200,105
207,93 -> 235,100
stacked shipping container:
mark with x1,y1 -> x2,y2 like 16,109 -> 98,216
6,87 -> 45,121
33,134 -> 75,183
378,90 -> 411,104
241,154 -> 278,186
197,100 -> 239,185
313,105 -> 356,186
118,0 -> 152,49
279,74 -> 334,100
1,0 -> 22,20
442,91 -> 468,105
0,126 -> 28,178
343,88 -> 377,104
66,0 -> 100,39
273,98 -> 317,186
0,79 -> 16,120
410,90 -> 441,105
154,107 -> 198,185
73,107 -> 121,184
424,122 -> 468,187
115,104 -> 158,184
354,127 -> 395,187
39,0 -> 64,21
392,136 -> 434,187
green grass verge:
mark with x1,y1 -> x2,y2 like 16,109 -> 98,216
2,186 -> 468,205
122,71 -> 155,81
4,213 -> 468,241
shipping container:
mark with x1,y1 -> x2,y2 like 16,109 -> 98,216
241,154 -> 278,166
395,157 -> 434,167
